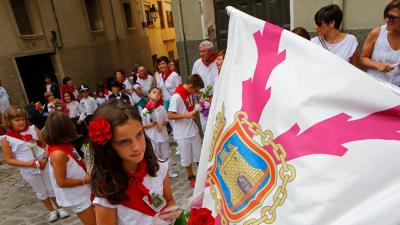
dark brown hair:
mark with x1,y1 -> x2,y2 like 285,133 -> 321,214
43,111 -> 79,145
90,99 -> 159,204
186,74 -> 205,89
384,0 -> 400,18
314,4 -> 343,29
217,49 -> 226,59
114,69 -> 126,77
291,27 -> 311,40
2,106 -> 28,130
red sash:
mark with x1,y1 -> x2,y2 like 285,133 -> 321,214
6,126 -> 44,148
48,143 -> 87,172
162,70 -> 174,83
121,160 -> 156,216
174,84 -> 194,112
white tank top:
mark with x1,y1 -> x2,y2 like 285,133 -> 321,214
367,25 -> 400,86
49,152 -> 91,207
1,125 -> 45,175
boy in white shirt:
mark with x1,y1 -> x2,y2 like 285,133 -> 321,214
78,85 -> 97,130
168,74 -> 204,187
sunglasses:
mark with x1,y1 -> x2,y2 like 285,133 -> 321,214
385,14 -> 400,23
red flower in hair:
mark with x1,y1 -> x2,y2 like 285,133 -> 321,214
88,117 -> 112,145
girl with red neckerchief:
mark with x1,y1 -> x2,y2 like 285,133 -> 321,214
155,56 -> 181,111
43,111 -> 95,225
90,100 -> 177,225
1,106 -> 69,223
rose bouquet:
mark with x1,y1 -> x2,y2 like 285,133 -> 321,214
195,85 -> 213,117
34,102 -> 44,112
142,101 -> 157,122
151,206 -> 215,225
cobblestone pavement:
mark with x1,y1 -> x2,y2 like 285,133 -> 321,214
0,140 -> 197,225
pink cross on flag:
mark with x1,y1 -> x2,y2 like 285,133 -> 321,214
193,6 -> 400,225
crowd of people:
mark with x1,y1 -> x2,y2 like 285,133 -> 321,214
0,0 -> 399,224
291,0 -> 400,87
0,38 -> 225,224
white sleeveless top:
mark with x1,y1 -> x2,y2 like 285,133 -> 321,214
1,125 -> 45,175
367,25 -> 400,86
311,34 -> 358,62
142,106 -> 169,143
49,151 -> 91,207
93,162 -> 168,225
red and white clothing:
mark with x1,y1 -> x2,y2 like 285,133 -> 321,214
168,93 -> 202,166
192,58 -> 219,94
142,106 -> 169,160
48,145 -> 91,208
1,126 -> 55,200
156,72 -> 181,101
130,83 -> 142,105
93,162 -> 168,225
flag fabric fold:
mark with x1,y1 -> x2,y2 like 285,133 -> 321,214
194,6 -> 400,225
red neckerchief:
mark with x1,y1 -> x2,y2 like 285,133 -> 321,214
162,70 -> 174,83
48,143 -> 87,172
202,54 -> 217,67
174,84 -> 194,111
6,126 -> 44,148
117,78 -> 126,84
121,160 -> 156,216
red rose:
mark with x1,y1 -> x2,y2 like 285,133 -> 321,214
88,117 -> 112,145
145,100 -> 156,110
188,208 -> 215,225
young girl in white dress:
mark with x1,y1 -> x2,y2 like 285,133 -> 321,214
43,111 -> 95,225
89,100 -> 177,225
1,106 -> 69,222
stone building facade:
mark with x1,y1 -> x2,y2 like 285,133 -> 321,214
0,0 -> 153,105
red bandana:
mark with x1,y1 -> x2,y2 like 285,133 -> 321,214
174,84 -> 194,112
121,160 -> 156,216
162,69 -> 174,82
202,54 -> 217,67
48,143 -> 87,172
61,85 -> 77,102
6,126 -> 44,148
103,88 -> 110,96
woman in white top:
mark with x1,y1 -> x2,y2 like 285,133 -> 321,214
361,0 -> 400,86
63,92 -> 86,123
155,56 -> 181,110
311,4 -> 359,66
137,66 -> 154,97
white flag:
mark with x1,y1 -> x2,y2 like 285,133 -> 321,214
194,6 -> 400,225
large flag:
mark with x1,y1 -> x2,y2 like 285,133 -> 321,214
194,6 -> 400,225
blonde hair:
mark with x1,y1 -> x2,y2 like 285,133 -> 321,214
2,106 -> 28,130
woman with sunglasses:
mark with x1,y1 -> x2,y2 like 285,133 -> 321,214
361,0 -> 400,86
311,4 -> 359,67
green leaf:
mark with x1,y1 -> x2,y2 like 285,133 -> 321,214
174,211 -> 187,225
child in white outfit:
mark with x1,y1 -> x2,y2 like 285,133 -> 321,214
0,106 -> 69,222
142,87 -> 177,178
43,111 -> 95,225
168,74 -> 204,188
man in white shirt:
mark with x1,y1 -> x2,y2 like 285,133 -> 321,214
191,40 -> 219,133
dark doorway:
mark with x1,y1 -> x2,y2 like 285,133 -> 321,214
214,0 -> 290,49
15,54 -> 57,103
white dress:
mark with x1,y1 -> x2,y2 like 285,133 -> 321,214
93,162 -> 168,225
311,34 -> 358,62
137,76 -> 154,97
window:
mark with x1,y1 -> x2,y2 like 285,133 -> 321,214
145,9 -> 153,25
10,0 -> 33,35
123,3 -> 134,29
85,0 -> 104,31
157,1 -> 165,28
166,11 -> 174,28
